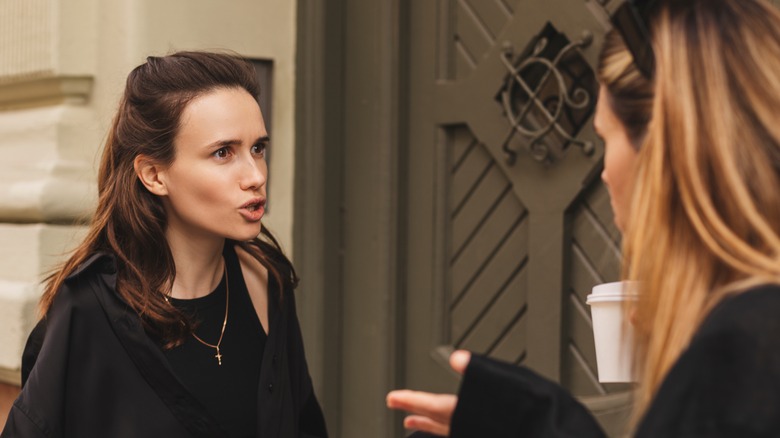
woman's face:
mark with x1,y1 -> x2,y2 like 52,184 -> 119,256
594,87 -> 640,232
159,87 -> 268,242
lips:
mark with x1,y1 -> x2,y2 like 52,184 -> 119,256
240,198 -> 266,222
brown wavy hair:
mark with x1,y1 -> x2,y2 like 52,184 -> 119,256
624,0 -> 780,419
40,51 -> 297,348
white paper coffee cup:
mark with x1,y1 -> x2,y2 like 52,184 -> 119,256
586,281 -> 638,383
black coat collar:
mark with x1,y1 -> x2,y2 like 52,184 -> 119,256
85,255 -> 229,437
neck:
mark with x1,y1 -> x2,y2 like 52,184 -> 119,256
166,227 -> 226,299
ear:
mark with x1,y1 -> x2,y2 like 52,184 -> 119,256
134,155 -> 169,196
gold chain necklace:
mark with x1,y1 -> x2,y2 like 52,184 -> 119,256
165,263 -> 230,366
191,264 -> 229,365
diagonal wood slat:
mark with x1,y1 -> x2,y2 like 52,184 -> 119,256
570,243 -> 604,305
451,167 -> 511,254
451,232 -> 528,341
455,0 -> 492,72
501,0 -> 516,14
583,182 -> 621,245
455,39 -> 477,76
455,0 -> 495,50
571,207 -> 621,282
451,192 -> 526,299
491,310 -> 527,364
457,265 -> 528,352
451,127 -> 477,173
451,142 -> 492,213
565,291 -> 602,392
566,344 -> 606,396
463,0 -> 508,41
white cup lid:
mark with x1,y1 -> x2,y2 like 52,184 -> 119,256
586,293 -> 638,304
586,281 -> 639,305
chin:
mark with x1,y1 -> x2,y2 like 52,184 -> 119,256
231,225 -> 263,241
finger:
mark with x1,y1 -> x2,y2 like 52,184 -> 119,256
386,390 -> 457,423
387,389 -> 413,409
449,350 -> 471,375
404,415 -> 450,437
387,390 -> 443,414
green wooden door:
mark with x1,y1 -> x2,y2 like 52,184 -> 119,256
402,0 -> 630,435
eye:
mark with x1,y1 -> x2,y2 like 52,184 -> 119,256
251,143 -> 266,157
213,147 -> 230,159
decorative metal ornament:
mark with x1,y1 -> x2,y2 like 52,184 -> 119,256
497,24 -> 597,165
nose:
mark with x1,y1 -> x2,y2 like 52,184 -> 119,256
239,155 -> 266,191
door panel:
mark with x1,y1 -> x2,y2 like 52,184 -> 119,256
448,127 -> 529,362
404,0 -> 630,435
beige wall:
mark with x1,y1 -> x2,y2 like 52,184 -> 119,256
0,0 -> 297,384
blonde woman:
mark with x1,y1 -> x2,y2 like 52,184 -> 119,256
388,0 -> 780,436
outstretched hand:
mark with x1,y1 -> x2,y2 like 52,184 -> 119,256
386,350 -> 471,436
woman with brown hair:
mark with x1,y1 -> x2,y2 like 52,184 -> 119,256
388,0 -> 780,436
1,52 -> 327,438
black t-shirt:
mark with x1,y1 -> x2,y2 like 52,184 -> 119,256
165,245 -> 270,438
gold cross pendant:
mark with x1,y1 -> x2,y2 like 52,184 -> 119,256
215,347 -> 223,366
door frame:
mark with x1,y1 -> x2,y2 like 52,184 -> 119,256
295,1 -> 408,437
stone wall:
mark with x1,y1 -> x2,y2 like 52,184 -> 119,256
0,0 -> 96,387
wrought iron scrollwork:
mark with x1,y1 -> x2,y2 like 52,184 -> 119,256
498,24 -> 598,165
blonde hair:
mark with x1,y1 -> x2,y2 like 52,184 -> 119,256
624,0 -> 780,420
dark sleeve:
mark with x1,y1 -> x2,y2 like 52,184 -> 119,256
2,321 -> 50,436
287,291 -> 329,438
20,319 -> 47,387
636,325 -> 780,437
451,355 -> 606,438
299,393 -> 328,438
1,291 -> 76,438
1,402 -> 48,438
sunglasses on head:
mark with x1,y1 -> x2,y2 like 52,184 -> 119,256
611,0 -> 660,79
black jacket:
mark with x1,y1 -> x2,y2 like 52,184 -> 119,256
449,284 -> 780,437
1,252 -> 327,438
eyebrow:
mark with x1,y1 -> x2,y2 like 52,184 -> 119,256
206,135 -> 270,149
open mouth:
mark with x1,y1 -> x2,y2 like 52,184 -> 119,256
239,199 -> 266,222
241,198 -> 266,212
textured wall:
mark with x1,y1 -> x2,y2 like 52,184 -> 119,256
0,0 -> 96,383
0,0 -> 54,83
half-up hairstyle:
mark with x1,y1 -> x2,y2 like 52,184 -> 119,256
597,29 -> 654,148
40,51 -> 297,348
